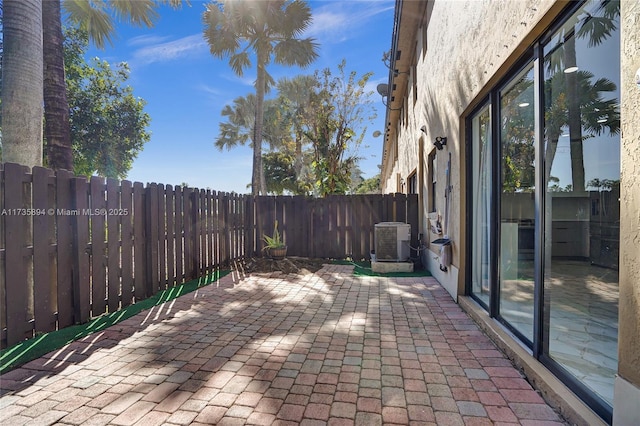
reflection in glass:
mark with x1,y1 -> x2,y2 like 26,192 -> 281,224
471,105 -> 491,306
499,65 -> 535,343
543,0 -> 620,406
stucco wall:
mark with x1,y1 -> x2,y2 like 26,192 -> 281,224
382,0 -> 559,296
618,0 -> 640,393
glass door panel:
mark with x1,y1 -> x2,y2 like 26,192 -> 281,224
499,65 -> 535,343
542,1 -> 620,406
471,105 -> 492,307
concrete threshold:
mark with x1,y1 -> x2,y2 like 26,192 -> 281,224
458,295 -> 608,426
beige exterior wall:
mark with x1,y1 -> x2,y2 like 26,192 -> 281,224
381,0 -> 560,297
380,0 -> 639,422
614,1 -> 640,424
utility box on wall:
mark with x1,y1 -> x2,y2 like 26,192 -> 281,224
374,222 -> 411,262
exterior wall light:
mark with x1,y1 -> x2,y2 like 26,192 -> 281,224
434,136 -> 447,150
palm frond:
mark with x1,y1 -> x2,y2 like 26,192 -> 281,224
109,0 -> 158,28
63,0 -> 114,49
229,51 -> 252,76
273,38 -> 319,68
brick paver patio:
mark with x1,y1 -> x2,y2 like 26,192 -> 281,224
0,264 -> 566,425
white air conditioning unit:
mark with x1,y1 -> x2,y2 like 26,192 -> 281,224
374,222 -> 411,262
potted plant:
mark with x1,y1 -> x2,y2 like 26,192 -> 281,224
263,220 -> 287,260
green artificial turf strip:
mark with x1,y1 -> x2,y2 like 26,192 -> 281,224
0,270 -> 230,375
332,259 -> 431,277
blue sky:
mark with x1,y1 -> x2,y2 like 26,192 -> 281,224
86,0 -> 395,193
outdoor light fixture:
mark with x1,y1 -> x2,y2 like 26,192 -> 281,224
376,83 -> 402,111
434,136 -> 447,150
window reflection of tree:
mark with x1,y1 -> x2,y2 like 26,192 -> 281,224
501,75 -> 535,193
544,0 -> 620,192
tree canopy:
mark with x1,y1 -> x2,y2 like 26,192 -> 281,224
203,0 -> 319,195
63,27 -> 151,179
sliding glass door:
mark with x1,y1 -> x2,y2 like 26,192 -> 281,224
470,105 -> 492,307
466,1 -> 620,418
498,64 -> 536,343
542,1 -> 620,407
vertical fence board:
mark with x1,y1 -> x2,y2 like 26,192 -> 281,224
408,194 -> 419,250
106,178 -> 120,312
212,191 -> 219,267
196,190 -> 204,273
146,184 -> 159,295
157,184 -> 167,291
191,189 -> 199,277
281,197 -> 293,255
4,163 -> 31,345
133,182 -> 146,300
229,192 -> 238,260
90,177 -> 106,316
247,195 -> 255,258
56,170 -> 74,328
220,193 -> 228,264
72,177 -> 91,324
0,165 -> 5,345
32,167 -> 56,333
183,188 -> 192,280
293,197 -> 307,258
121,181 -> 133,306
206,191 -> 214,273
395,193 -> 407,223
174,186 -> 184,284
165,185 -> 175,287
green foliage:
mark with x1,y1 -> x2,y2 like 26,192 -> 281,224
262,220 -> 285,249
203,0 -> 319,195
263,150 -> 313,195
64,27 -> 150,179
303,60 -> 376,196
356,174 -> 381,194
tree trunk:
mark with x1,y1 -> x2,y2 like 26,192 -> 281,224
253,57 -> 267,195
564,34 -> 585,192
43,0 -> 74,172
1,0 -> 44,168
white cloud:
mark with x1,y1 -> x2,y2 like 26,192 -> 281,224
131,34 -> 208,65
306,1 -> 395,43
127,34 -> 171,47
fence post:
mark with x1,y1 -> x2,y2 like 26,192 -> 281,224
32,167 -> 56,334
72,176 -> 91,324
133,182 -> 146,300
121,180 -> 134,306
145,183 -> 159,296
106,178 -> 121,311
3,163 -> 32,345
56,169 -> 74,328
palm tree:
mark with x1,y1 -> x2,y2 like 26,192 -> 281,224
544,0 -> 620,192
216,93 -> 290,190
203,0 -> 319,195
215,94 -> 258,152
43,0 -> 74,171
1,0 -> 43,168
276,75 -> 316,179
44,0 -> 183,172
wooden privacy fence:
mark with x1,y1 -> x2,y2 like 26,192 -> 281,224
253,194 -> 418,260
0,162 -> 417,348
